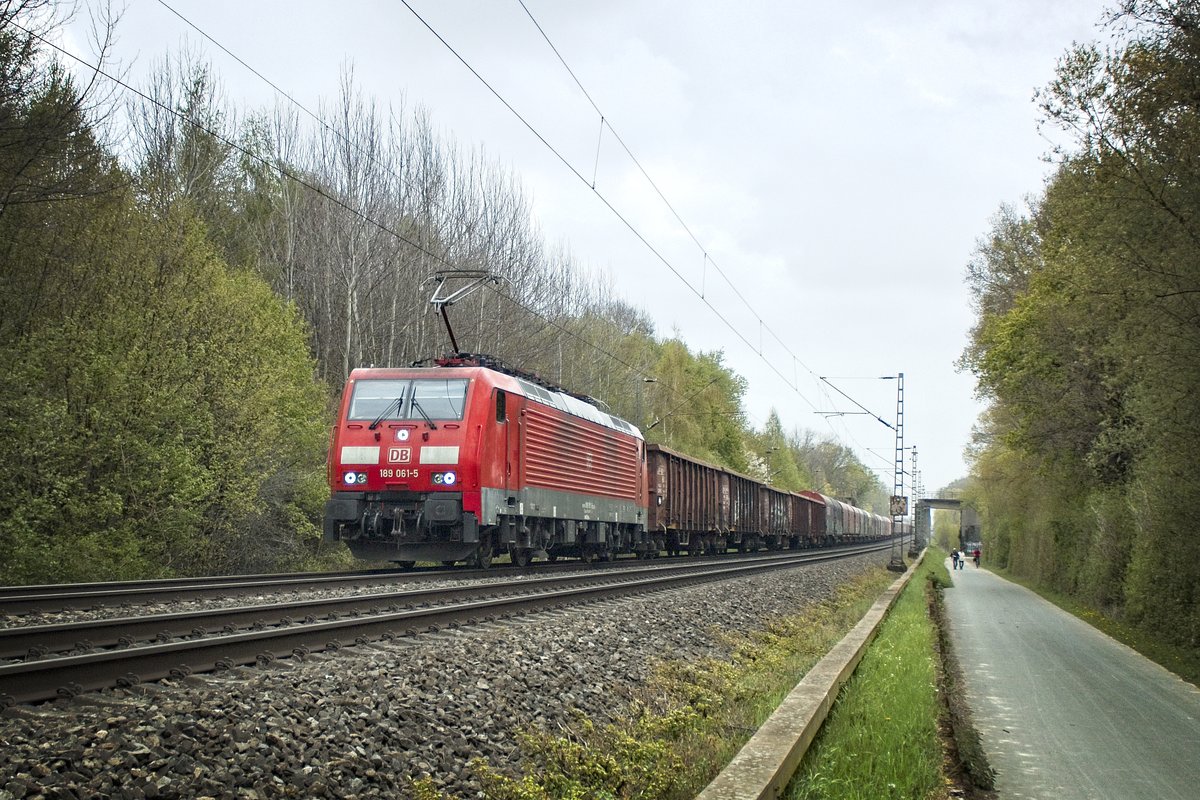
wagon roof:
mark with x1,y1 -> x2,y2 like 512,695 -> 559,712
646,443 -> 821,502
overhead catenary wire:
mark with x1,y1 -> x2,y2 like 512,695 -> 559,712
397,0 -> 824,415
156,0 -> 885,455
45,9 -> 882,478
22,25 -> 654,378
510,0 -> 900,461
155,0 -> 462,236
818,376 -> 893,430
422,0 -> 902,489
513,0 -> 884,419
25,18 -> 753,427
151,0 -> 701,398
516,0 -> 792,360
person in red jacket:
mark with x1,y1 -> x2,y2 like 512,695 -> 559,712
972,548 -> 981,567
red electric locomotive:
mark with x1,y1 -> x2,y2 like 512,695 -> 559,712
323,356 -> 649,567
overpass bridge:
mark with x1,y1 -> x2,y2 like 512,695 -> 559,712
912,497 -> 978,552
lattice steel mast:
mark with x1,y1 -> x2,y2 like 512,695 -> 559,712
888,372 -> 906,572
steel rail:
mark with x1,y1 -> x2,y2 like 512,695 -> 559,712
0,567 -> 477,615
0,544 -> 887,707
0,567 -> 413,599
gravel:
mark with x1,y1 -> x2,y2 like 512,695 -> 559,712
0,552 -> 889,799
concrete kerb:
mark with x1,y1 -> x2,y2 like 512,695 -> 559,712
695,549 -> 927,800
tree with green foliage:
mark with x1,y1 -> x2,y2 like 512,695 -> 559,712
0,5 -> 330,583
0,189 -> 330,582
0,0 -> 121,218
962,0 -> 1200,648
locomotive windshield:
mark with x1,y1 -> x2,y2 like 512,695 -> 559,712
411,379 -> 469,419
347,378 -> 469,422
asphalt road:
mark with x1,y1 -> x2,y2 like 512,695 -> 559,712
944,560 -> 1200,799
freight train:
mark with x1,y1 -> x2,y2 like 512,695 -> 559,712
323,355 -> 897,568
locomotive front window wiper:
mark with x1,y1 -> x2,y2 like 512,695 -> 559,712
368,397 -> 404,430
410,398 -> 438,430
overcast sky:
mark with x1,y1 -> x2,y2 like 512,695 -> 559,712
64,0 -> 1115,496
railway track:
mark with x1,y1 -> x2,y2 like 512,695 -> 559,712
0,542 -> 887,616
0,564 -> 493,616
0,543 -> 888,706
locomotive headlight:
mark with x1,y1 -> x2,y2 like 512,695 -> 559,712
431,471 -> 457,486
343,471 -> 366,485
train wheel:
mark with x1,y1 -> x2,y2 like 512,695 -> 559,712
441,560 -> 457,567
395,561 -> 416,570
511,547 -> 533,568
473,543 -> 493,570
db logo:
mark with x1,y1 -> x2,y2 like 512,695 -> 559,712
388,447 -> 412,464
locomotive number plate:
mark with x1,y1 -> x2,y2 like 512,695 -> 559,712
380,469 -> 419,479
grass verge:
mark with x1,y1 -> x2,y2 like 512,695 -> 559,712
927,553 -> 996,796
784,552 -> 957,800
990,568 -> 1200,687
441,566 -> 899,800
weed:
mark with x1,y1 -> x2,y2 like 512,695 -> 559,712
468,568 -> 897,799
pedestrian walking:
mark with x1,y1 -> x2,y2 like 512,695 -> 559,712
951,550 -> 959,569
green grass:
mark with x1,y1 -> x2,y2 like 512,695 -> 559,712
785,553 -> 950,800
457,567 -> 900,800
990,567 -> 1200,687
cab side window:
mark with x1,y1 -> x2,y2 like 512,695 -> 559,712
496,389 -> 507,422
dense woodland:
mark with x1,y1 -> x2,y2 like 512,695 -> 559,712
0,1 -> 886,585
962,1 -> 1200,649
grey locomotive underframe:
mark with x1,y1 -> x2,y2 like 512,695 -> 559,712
324,487 -> 653,563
